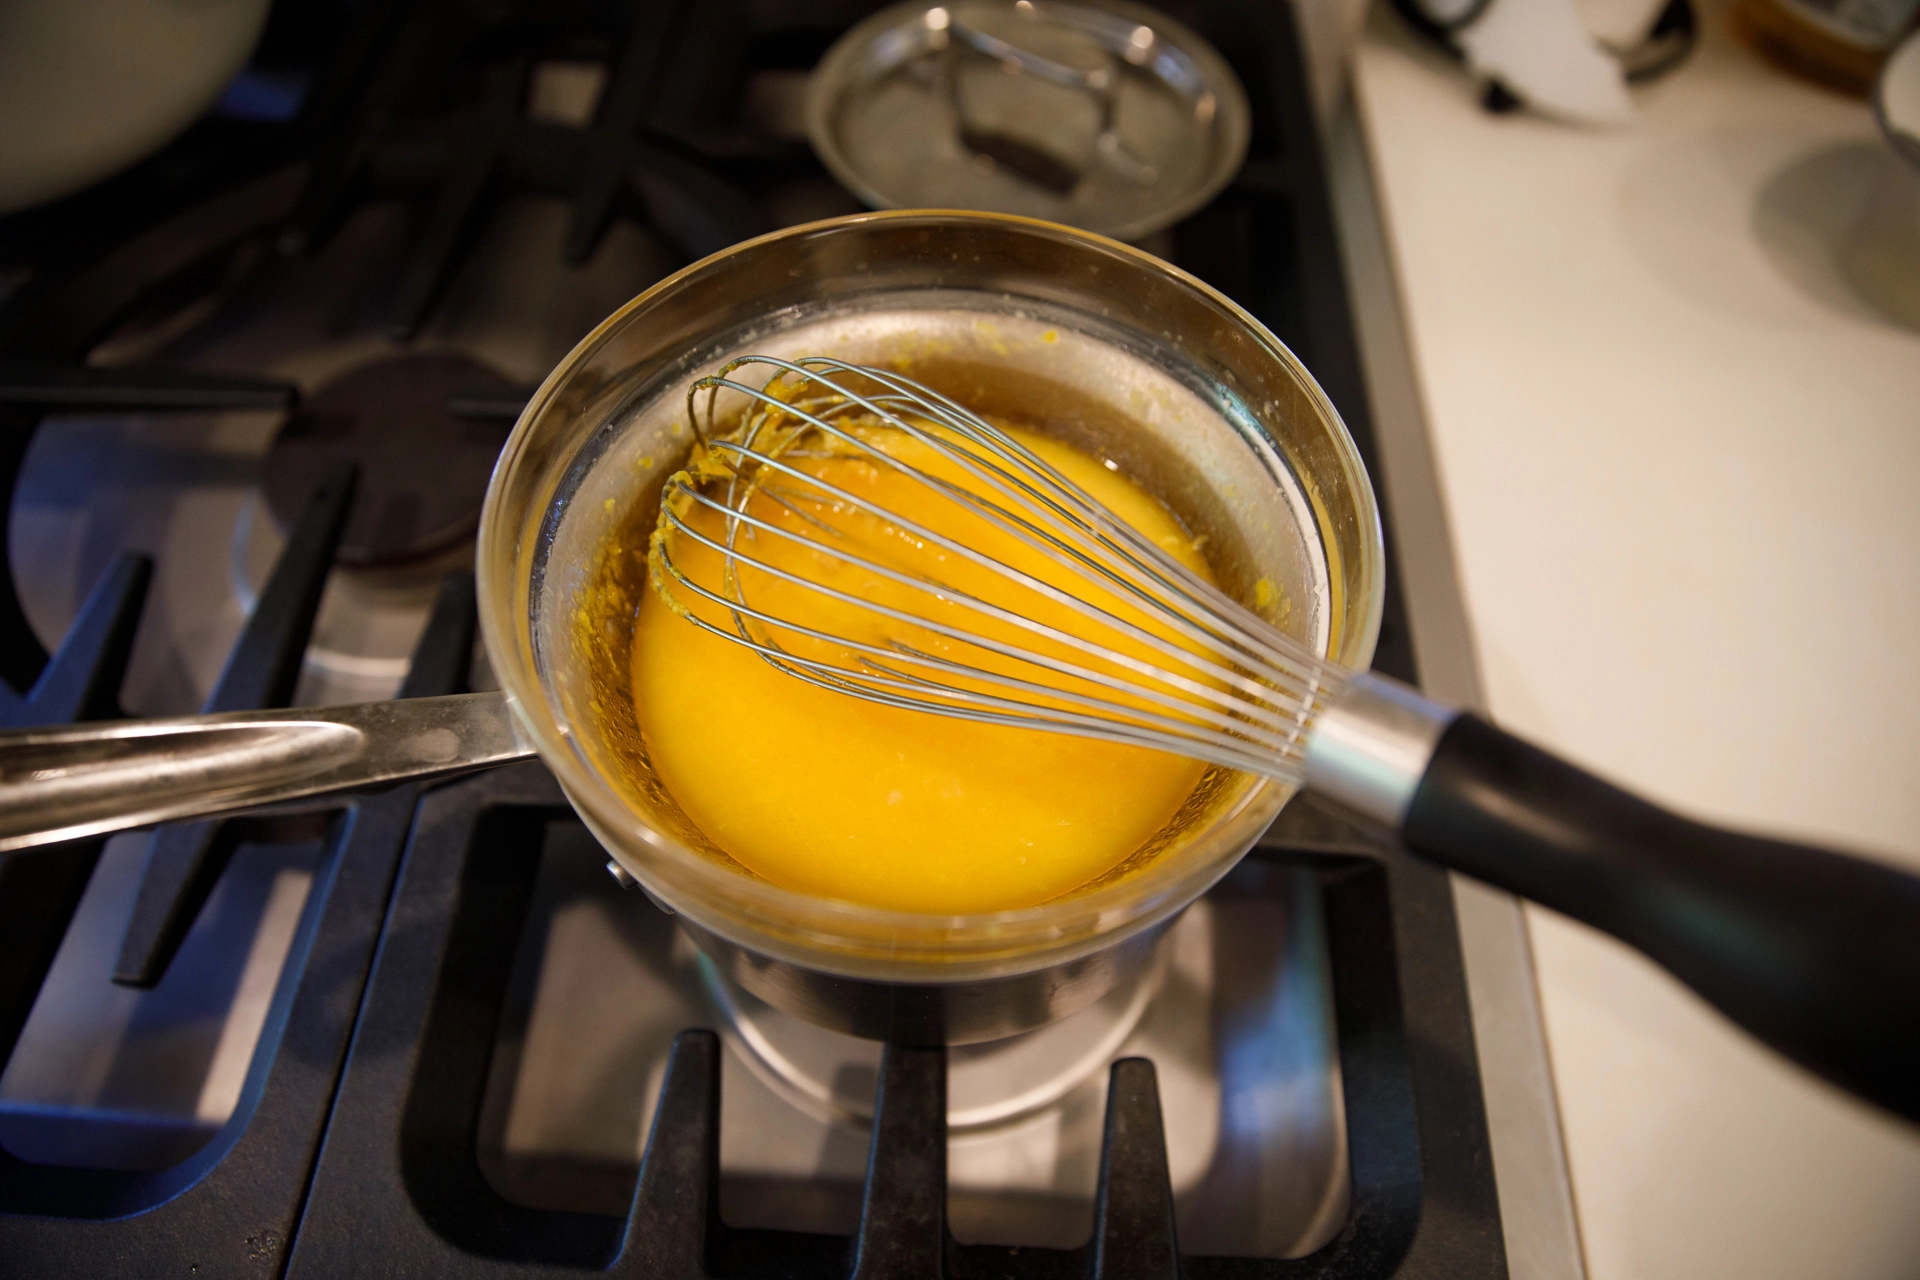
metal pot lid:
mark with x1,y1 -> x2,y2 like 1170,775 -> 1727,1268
807,0 -> 1250,243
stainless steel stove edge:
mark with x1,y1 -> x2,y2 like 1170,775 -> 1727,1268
1325,91 -> 1588,1280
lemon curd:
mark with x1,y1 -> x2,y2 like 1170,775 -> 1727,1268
633,413 -> 1215,915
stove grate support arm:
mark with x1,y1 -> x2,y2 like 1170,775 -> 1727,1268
1090,1058 -> 1183,1280
609,1029 -> 723,1277
851,1044 -> 949,1280
113,464 -> 357,988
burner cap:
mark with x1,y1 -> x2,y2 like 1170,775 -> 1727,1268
263,354 -> 518,566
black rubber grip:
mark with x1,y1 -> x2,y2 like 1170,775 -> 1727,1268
1403,713 -> 1920,1125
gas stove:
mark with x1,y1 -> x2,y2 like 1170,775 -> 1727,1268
0,2 -> 1538,1276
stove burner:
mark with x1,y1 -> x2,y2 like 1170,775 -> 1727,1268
705,940 -> 1169,1134
261,354 -> 517,566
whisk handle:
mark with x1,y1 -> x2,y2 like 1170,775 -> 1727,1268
1401,712 -> 1920,1126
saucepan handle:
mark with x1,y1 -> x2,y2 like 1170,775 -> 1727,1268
0,690 -> 535,853
1310,673 -> 1920,1125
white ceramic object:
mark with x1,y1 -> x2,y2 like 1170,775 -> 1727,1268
1457,0 -> 1637,124
1877,26 -> 1920,164
0,0 -> 271,214
1842,29 -> 1920,328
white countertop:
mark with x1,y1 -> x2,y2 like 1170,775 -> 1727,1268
1349,7 -> 1920,1278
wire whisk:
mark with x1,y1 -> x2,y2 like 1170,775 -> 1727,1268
0,364 -> 1903,1125
648,355 -> 1351,782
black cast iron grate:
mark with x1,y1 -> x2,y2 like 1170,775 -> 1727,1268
271,764 -> 1504,1279
0,1 -> 1505,1276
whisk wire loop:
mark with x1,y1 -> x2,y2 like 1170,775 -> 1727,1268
677,442 -> 1322,717
693,362 -> 1332,699
659,494 -> 1322,754
654,556 -> 1299,776
810,359 -> 1333,683
654,356 -> 1348,783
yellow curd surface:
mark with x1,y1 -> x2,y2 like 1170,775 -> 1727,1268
633,415 -> 1213,914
